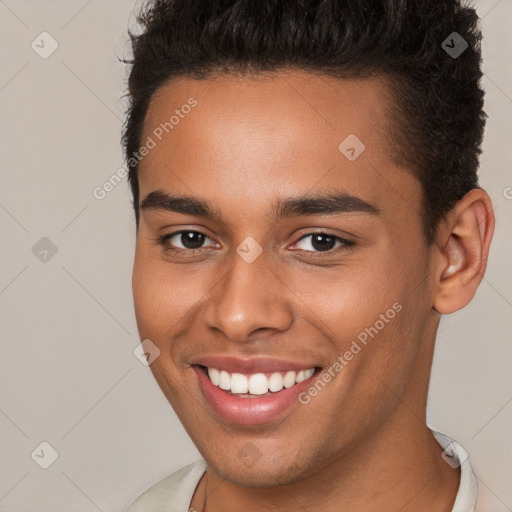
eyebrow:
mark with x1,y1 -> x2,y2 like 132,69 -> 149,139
139,189 -> 381,220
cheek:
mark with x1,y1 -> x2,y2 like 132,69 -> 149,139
296,251 -> 424,386
132,248 -> 173,338
132,247 -> 207,344
337,273 -> 431,404
132,257 -> 155,337
287,260 -> 399,342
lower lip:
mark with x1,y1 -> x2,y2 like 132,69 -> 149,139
193,365 -> 319,426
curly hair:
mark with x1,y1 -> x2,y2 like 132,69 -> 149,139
120,0 -> 486,244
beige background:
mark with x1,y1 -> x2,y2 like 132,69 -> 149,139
0,1 -> 510,510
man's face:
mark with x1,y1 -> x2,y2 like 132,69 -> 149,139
132,71 -> 438,486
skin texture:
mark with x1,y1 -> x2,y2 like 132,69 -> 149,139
132,71 -> 494,512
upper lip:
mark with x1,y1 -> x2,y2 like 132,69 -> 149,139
189,356 -> 320,374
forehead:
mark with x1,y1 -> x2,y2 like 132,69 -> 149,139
137,71 -> 418,220
146,70 -> 389,124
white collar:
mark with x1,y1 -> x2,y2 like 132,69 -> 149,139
431,430 -> 478,512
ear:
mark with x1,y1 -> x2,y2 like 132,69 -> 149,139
432,188 -> 495,314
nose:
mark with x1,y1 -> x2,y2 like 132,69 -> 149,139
203,248 -> 293,343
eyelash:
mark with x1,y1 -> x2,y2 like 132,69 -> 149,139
152,229 -> 355,258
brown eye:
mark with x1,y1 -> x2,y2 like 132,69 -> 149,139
294,232 -> 353,253
173,231 -> 207,249
156,229 -> 218,255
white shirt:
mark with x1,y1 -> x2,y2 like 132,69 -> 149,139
127,431 -> 488,511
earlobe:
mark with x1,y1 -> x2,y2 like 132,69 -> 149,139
433,188 -> 495,315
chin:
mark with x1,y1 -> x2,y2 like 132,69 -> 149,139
215,462 -> 302,487
202,446 -> 319,488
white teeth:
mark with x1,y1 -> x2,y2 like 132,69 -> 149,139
204,366 -> 316,395
208,367 -> 220,386
304,368 -> 315,379
283,371 -> 296,388
248,373 -> 268,395
230,373 -> 248,394
296,370 -> 306,383
219,370 -> 231,390
296,368 -> 315,382
268,372 -> 284,392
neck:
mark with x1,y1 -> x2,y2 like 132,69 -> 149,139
194,414 -> 460,512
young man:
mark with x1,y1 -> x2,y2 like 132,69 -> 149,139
122,1 -> 494,510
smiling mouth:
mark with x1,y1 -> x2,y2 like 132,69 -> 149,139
197,364 -> 321,397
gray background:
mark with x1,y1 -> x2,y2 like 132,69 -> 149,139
0,1 -> 510,511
